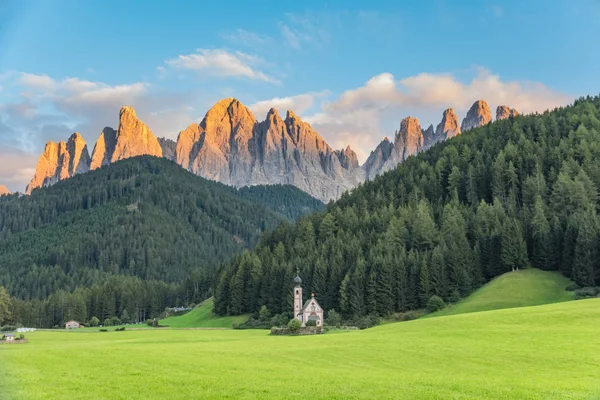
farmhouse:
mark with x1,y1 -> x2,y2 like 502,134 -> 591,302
65,320 -> 82,329
293,275 -> 324,327
2,333 -> 16,342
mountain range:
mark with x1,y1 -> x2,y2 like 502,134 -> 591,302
23,98 -> 518,201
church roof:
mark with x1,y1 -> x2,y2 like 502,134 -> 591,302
302,295 -> 322,311
293,275 -> 302,285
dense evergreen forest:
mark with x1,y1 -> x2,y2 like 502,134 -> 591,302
0,157 -> 323,326
214,96 -> 600,319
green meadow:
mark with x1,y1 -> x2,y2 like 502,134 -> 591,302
2,298 -> 600,399
428,268 -> 573,318
159,298 -> 248,328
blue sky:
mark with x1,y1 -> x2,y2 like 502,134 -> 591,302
1,0 -> 599,191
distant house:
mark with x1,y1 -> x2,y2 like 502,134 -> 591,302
2,333 -> 16,342
293,275 -> 324,327
65,320 -> 82,329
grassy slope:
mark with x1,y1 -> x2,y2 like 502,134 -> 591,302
429,268 -> 573,318
159,298 -> 248,328
2,299 -> 600,399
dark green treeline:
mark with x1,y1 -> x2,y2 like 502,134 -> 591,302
214,96 -> 600,319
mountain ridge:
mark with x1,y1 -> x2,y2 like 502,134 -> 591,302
26,98 -> 518,200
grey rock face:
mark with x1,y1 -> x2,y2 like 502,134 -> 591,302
26,133 -> 91,194
496,105 -> 519,121
158,137 -> 177,161
461,100 -> 492,132
174,99 -> 363,202
436,108 -> 461,140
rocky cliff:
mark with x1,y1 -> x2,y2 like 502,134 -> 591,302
436,108 -> 461,139
26,133 -> 90,194
25,98 -> 516,201
158,137 -> 177,161
461,100 -> 492,132
364,117 -> 424,179
176,99 -> 362,201
111,106 -> 163,162
496,105 -> 519,120
0,185 -> 10,196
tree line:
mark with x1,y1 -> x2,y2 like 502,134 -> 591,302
0,157 -> 323,327
214,96 -> 600,320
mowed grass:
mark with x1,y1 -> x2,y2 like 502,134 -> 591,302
2,299 -> 600,399
429,268 -> 573,318
159,298 -> 248,328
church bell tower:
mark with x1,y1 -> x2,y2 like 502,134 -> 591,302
293,275 -> 303,322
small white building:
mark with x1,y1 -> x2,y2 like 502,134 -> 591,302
293,276 -> 324,327
65,320 -> 81,329
2,333 -> 16,342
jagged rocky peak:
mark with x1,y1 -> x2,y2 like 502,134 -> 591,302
90,127 -> 117,170
363,137 -> 394,180
175,123 -> 201,169
461,100 -> 492,132
396,116 -> 424,160
158,137 -> 177,162
0,185 -> 10,196
26,133 -> 91,194
436,108 -> 461,139
334,145 -> 359,170
496,105 -> 519,120
423,124 -> 436,148
111,105 -> 163,163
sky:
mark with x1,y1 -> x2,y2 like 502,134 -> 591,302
1,0 -> 599,192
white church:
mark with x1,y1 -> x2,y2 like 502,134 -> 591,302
293,275 -> 324,327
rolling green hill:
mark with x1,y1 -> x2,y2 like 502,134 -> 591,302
0,156 -> 323,301
215,96 -> 600,320
428,268 -> 573,317
160,298 -> 248,328
2,298 -> 599,399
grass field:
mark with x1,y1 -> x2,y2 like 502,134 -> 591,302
2,298 -> 599,399
428,268 -> 573,318
159,298 -> 248,328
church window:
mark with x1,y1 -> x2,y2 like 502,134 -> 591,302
296,290 -> 298,295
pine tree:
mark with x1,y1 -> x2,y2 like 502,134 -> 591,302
572,211 -> 599,287
501,218 -> 528,271
530,196 -> 551,269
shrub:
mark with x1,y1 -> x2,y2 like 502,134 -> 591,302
88,316 -> 100,327
1,325 -> 16,332
103,318 -> 113,327
402,311 -> 421,321
355,315 -> 381,330
99,329 -> 108,332
115,327 -> 126,332
110,316 -> 121,326
325,309 -> 342,327
287,318 -> 301,333
270,313 -> 289,328
305,319 -> 317,327
146,318 -> 160,327
575,287 -> 599,299
427,295 -> 446,312
565,282 -> 580,292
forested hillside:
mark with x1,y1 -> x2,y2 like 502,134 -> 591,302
214,96 -> 600,318
238,185 -> 325,220
0,156 -> 322,302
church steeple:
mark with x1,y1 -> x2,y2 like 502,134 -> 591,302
293,275 -> 303,323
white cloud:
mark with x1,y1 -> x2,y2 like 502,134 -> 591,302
165,49 -> 278,83
303,68 -> 572,163
0,73 -> 198,192
248,91 -> 329,118
19,73 -> 56,91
